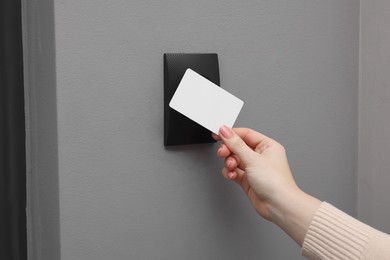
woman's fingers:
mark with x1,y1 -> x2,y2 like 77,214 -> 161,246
225,156 -> 238,171
221,167 -> 247,187
217,143 -> 231,158
212,132 -> 221,141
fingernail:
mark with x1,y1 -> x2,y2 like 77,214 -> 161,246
219,125 -> 233,139
228,172 -> 235,179
227,159 -> 231,168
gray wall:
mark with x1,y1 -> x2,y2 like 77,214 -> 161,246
358,0 -> 390,233
25,1 -> 360,259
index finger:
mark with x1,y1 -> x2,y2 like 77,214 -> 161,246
212,132 -> 221,141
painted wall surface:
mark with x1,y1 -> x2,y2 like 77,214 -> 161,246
358,0 -> 390,233
27,1 -> 360,259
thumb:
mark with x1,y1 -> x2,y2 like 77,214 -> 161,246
219,125 -> 255,164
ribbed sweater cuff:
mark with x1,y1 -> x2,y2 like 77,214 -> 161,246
301,202 -> 369,259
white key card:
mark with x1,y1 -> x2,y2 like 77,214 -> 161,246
169,69 -> 244,134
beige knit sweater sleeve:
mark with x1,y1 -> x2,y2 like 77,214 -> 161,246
301,202 -> 390,259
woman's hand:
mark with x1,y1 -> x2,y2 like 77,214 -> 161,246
214,126 -> 321,245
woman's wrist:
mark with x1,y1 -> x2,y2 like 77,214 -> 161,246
266,187 -> 321,246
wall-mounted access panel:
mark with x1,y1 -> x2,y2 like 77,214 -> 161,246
164,53 -> 219,146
